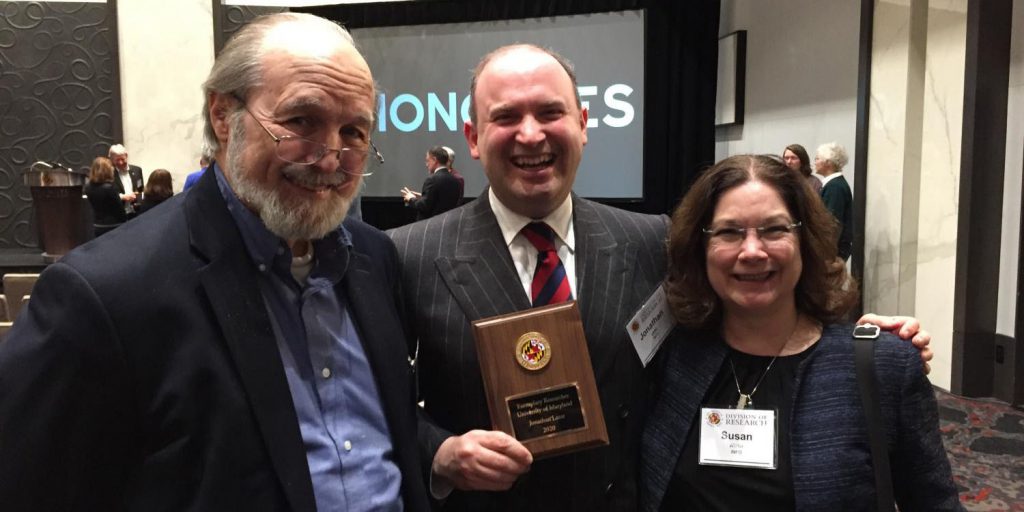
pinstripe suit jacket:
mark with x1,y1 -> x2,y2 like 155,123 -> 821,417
641,324 -> 962,511
389,191 -> 669,512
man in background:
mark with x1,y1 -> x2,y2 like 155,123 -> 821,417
401,145 -> 462,220
108,143 -> 144,217
182,150 -> 212,191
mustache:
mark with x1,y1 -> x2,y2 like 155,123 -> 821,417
279,165 -> 351,188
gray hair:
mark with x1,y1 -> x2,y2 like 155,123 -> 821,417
201,12 -> 356,153
468,44 -> 581,125
108,143 -> 127,157
815,141 -> 849,170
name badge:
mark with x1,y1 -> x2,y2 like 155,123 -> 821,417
626,284 -> 676,367
698,407 -> 777,469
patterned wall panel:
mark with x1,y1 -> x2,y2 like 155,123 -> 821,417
215,4 -> 287,55
0,2 -> 119,249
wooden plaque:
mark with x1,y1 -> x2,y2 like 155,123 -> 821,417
472,301 -> 609,459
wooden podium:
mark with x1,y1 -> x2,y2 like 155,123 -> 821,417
472,301 -> 608,459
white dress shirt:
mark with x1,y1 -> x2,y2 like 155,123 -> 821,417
488,188 -> 577,301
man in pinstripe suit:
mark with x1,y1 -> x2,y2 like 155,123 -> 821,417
389,44 -> 669,512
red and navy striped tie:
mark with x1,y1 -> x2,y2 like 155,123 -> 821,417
522,222 -> 573,306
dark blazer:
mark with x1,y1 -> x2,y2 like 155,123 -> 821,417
85,181 -> 128,226
641,324 -> 962,511
113,164 -> 145,194
388,191 -> 669,512
408,167 -> 462,220
820,174 -> 853,260
0,170 -> 430,512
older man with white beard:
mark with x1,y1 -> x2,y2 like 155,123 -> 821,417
0,13 -> 429,512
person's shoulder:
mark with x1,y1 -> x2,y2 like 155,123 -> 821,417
344,216 -> 391,247
819,323 -> 915,361
577,196 -> 665,220
575,197 -> 669,238
63,198 -> 188,280
389,198 -> 477,237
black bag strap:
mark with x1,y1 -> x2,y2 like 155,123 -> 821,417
853,324 -> 895,511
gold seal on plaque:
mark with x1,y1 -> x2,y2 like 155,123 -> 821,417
515,331 -> 552,371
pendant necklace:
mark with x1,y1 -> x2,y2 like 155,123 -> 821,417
729,355 -> 777,410
728,315 -> 801,410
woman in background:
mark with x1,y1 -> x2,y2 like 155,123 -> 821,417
137,169 -> 174,214
782,144 -> 821,194
641,154 -> 960,511
85,156 -> 127,237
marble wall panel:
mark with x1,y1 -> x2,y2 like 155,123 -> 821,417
116,0 -> 213,191
863,0 -> 913,316
911,0 -> 966,390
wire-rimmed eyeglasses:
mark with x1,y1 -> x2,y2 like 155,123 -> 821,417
702,221 -> 802,247
235,99 -> 383,177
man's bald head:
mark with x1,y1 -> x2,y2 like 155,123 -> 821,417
201,13 -> 366,153
468,44 -> 581,125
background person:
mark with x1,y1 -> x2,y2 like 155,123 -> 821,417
84,156 -> 127,237
815,141 -> 854,261
442,145 -> 465,197
183,152 -> 212,191
782,143 -> 821,194
108,143 -> 144,217
137,168 -> 174,214
400,145 -> 462,220
642,154 -> 960,511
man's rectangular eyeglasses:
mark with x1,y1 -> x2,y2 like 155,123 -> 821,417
702,222 -> 802,246
235,98 -> 383,177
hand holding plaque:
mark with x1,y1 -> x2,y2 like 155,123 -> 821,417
472,301 -> 608,459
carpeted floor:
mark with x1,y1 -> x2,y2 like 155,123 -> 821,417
936,389 -> 1024,511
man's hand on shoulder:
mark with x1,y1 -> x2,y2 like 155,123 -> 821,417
431,429 -> 532,493
857,314 -> 933,374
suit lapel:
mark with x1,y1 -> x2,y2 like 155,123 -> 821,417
113,172 -> 126,194
186,172 -> 317,512
643,332 -> 727,510
130,166 -> 141,192
435,193 -> 531,321
573,197 -> 639,380
342,247 -> 405,421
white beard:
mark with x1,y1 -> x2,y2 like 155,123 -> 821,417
225,120 -> 356,241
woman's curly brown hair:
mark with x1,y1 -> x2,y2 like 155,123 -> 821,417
664,154 -> 858,329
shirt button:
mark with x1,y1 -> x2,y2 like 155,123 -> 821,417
257,263 -> 267,272
343,440 -> 352,451
321,367 -> 331,379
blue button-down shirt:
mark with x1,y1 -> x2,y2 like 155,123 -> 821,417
215,165 -> 403,511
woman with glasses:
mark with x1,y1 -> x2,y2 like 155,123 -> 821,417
640,155 -> 960,511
